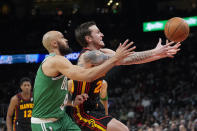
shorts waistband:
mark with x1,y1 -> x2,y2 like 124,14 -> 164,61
31,117 -> 58,124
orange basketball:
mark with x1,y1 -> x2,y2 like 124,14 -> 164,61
164,17 -> 189,42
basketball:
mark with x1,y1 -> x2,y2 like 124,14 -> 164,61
164,17 -> 189,42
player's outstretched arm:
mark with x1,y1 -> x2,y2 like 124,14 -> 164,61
101,38 -> 181,65
121,39 -> 181,65
79,41 -> 135,67
55,42 -> 134,82
130,40 -> 181,64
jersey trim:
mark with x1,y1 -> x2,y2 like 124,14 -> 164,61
81,81 -> 87,93
74,106 -> 106,131
31,117 -> 58,124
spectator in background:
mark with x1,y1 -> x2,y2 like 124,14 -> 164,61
179,119 -> 187,131
141,96 -> 151,113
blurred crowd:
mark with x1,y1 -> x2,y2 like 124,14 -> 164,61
105,36 -> 197,131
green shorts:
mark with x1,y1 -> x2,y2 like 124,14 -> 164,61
31,113 -> 81,131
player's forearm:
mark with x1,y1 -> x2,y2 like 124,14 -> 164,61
104,101 -> 108,115
100,100 -> 108,115
64,100 -> 73,107
6,117 -> 13,131
78,57 -> 117,82
119,49 -> 158,65
133,55 -> 166,64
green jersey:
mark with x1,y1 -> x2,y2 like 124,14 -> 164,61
32,54 -> 68,118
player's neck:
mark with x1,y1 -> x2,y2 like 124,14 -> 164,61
21,92 -> 31,99
85,45 -> 100,50
49,50 -> 61,56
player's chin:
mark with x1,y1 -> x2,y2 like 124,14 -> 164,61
99,41 -> 105,47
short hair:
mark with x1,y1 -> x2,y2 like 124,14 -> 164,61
75,21 -> 96,47
19,77 -> 31,86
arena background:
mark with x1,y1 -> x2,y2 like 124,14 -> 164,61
0,0 -> 197,130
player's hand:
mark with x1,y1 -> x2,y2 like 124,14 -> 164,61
154,38 -> 181,58
165,40 -> 181,58
73,93 -> 88,107
114,39 -> 136,62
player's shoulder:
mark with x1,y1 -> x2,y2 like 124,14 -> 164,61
79,50 -> 92,56
77,51 -> 89,63
78,50 -> 102,65
10,95 -> 19,103
102,79 -> 107,84
100,48 -> 115,54
51,55 -> 66,61
81,50 -> 104,58
102,80 -> 108,86
45,55 -> 70,65
78,50 -> 94,60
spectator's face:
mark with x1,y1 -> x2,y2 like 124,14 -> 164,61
170,123 -> 176,129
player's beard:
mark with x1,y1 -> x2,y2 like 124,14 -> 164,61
58,42 -> 72,56
93,40 -> 105,49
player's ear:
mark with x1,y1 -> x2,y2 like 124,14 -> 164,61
51,40 -> 58,48
85,35 -> 92,43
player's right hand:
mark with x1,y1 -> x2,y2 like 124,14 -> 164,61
114,39 -> 136,62
73,93 -> 88,107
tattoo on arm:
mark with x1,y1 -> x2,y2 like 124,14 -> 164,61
77,58 -> 85,67
77,63 -> 84,67
123,50 -> 154,64
83,50 -> 110,65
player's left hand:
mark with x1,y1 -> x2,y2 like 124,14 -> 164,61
73,93 -> 88,107
165,40 -> 181,58
154,38 -> 181,58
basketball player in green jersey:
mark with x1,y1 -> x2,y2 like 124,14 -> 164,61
31,30 -> 135,131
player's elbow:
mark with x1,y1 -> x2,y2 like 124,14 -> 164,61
85,75 -> 96,82
77,69 -> 101,82
86,79 -> 93,82
85,71 -> 100,82
85,72 -> 106,82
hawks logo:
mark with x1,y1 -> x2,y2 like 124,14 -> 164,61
88,119 -> 96,127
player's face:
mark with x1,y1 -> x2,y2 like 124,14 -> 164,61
57,33 -> 72,55
89,25 -> 105,48
21,81 -> 31,93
